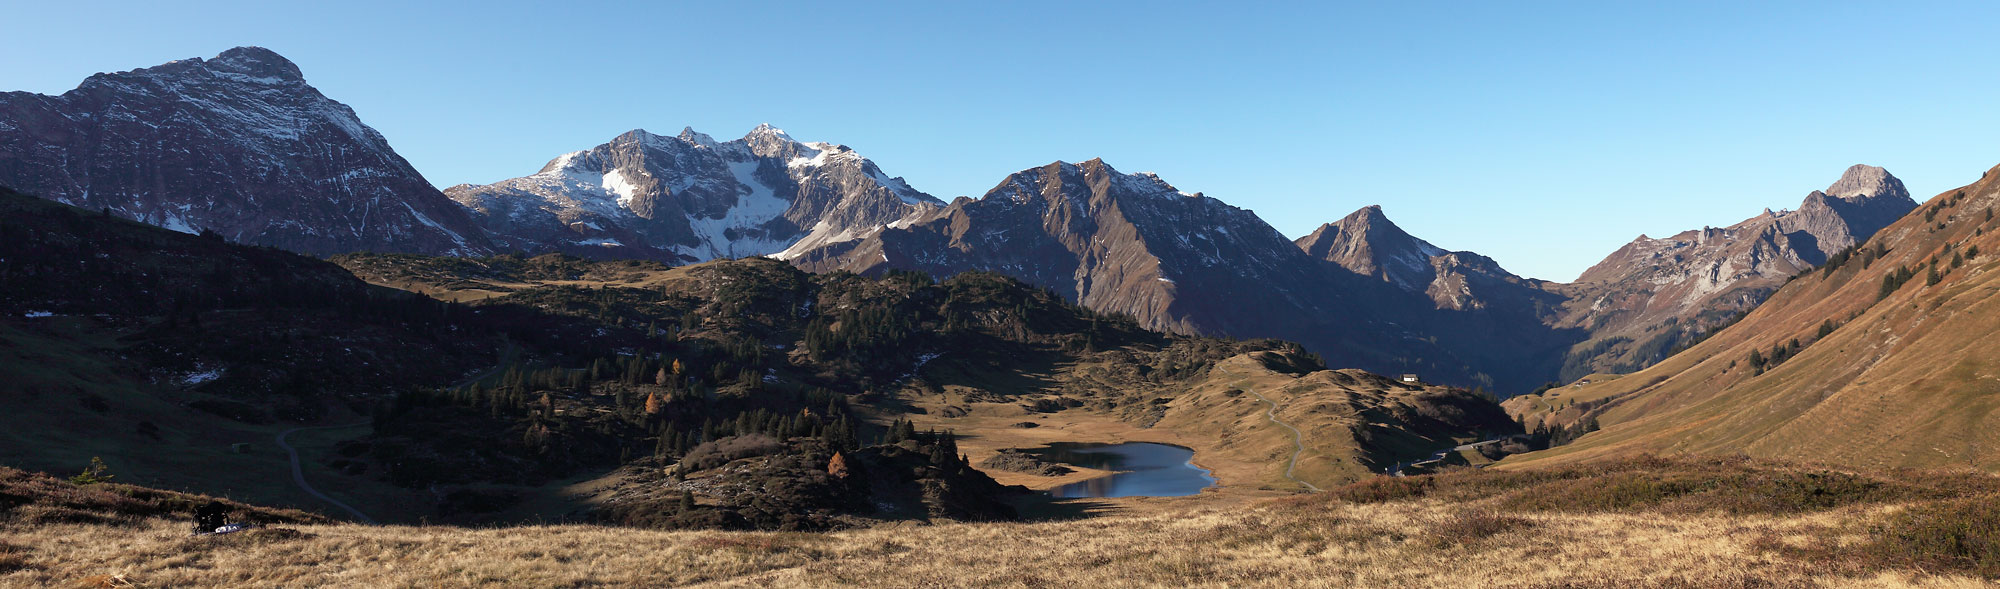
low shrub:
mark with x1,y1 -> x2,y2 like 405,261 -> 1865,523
1425,509 -> 1533,548
1858,498 -> 2000,578
0,540 -> 29,573
1322,455 -> 1985,516
978,450 -> 1073,476
1330,476 -> 1435,504
678,434 -> 784,472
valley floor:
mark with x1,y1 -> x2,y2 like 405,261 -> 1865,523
5,494 -> 1988,588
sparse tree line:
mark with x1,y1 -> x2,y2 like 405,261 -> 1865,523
356,261 -> 1161,493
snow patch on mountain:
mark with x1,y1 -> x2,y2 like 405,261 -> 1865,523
602,168 -> 641,209
676,159 -> 794,260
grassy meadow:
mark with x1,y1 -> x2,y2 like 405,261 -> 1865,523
8,456 -> 2000,588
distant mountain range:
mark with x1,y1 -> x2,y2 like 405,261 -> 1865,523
0,47 -> 1918,393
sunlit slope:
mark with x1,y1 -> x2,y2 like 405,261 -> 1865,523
1503,163 -> 2000,471
1156,353 -> 1512,489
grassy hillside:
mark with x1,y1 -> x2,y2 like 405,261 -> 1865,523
1151,353 -> 1515,489
1503,163 -> 2000,471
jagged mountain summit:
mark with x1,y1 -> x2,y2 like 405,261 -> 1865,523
447,125 -> 942,262
1298,205 -> 1446,292
0,47 -> 491,256
779,158 -> 1583,392
1297,205 -> 1556,312
1549,165 -> 1918,378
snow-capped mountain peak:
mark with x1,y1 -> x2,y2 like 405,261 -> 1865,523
677,126 -> 719,148
745,122 -> 792,140
449,125 -> 942,263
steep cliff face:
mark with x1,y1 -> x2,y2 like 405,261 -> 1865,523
448,125 -> 941,262
1549,165 -> 1918,379
0,47 -> 491,256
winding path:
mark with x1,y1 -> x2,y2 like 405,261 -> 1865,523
274,341 -> 517,524
276,423 -> 377,524
1246,388 -> 1322,492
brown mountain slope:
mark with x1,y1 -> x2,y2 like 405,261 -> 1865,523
1545,165 -> 1917,380
1501,163 -> 2000,471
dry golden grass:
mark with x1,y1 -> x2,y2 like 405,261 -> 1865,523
4,489 -> 1991,588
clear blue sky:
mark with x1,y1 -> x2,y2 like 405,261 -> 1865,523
7,1 -> 2000,281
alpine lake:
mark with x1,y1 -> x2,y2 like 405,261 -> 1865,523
1022,442 -> 1217,498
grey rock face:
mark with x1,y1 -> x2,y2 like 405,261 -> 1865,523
448,125 -> 941,262
0,47 -> 492,256
1825,164 -> 1909,201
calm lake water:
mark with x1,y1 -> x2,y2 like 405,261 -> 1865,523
1029,442 -> 1217,498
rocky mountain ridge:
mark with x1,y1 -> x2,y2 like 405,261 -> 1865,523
0,47 -> 492,256
778,158 -> 1586,392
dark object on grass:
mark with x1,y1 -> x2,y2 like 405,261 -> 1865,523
194,501 -> 229,534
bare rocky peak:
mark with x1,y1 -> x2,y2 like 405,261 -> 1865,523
205,46 -> 306,81
1297,205 -> 1447,292
1824,164 -> 1909,201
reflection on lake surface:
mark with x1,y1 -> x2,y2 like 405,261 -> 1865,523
1029,442 -> 1217,498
